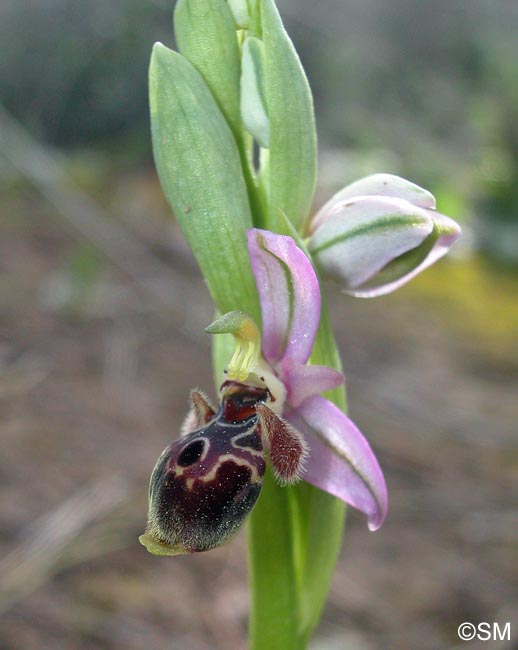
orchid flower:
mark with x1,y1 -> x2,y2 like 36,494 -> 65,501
210,228 -> 387,531
146,1 -> 462,644
140,228 -> 385,559
307,173 -> 461,297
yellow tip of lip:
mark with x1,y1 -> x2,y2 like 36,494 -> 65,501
138,532 -> 188,557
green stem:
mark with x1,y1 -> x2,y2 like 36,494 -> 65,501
248,300 -> 347,649
248,471 -> 303,650
237,133 -> 265,229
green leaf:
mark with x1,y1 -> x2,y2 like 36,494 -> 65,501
260,0 -> 317,233
241,37 -> 270,148
174,0 -> 264,227
149,43 -> 259,320
174,0 -> 242,139
287,482 -> 346,642
247,0 -> 262,37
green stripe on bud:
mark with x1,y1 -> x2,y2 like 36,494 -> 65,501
308,197 -> 434,290
366,223 -> 439,288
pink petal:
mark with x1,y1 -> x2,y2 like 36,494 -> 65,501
308,196 -> 434,290
287,395 -> 387,530
279,357 -> 344,408
312,173 -> 436,232
348,211 -> 461,297
247,229 -> 321,365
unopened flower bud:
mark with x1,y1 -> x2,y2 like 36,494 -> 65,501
308,174 -> 461,297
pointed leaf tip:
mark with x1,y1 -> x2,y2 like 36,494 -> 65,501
174,0 -> 242,137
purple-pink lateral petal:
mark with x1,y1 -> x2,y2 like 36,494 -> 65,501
287,395 -> 388,530
279,357 -> 344,408
247,229 -> 321,365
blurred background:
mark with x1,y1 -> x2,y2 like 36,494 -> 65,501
0,0 -> 517,648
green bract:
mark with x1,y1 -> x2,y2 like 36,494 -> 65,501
260,0 -> 317,233
174,0 -> 242,140
149,43 -> 259,320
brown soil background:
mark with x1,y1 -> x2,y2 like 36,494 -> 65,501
1,171 -> 517,650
